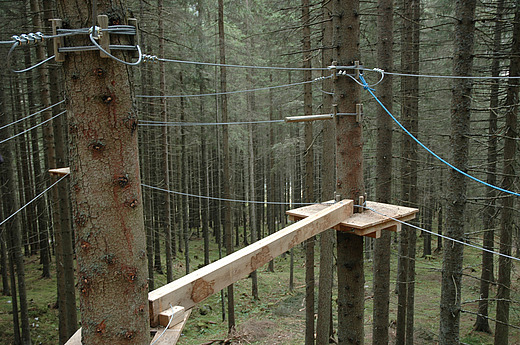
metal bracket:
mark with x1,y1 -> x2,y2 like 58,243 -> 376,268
331,61 -> 338,80
356,104 -> 363,123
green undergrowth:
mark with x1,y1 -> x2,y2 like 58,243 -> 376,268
0,232 -> 519,344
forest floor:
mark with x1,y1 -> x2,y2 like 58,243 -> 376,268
0,230 -> 519,345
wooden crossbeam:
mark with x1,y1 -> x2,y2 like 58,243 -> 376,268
148,199 -> 353,326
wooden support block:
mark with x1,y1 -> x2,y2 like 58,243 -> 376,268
50,19 -> 65,62
49,167 -> 70,176
150,309 -> 191,345
159,306 -> 185,328
148,200 -> 353,326
128,18 -> 139,58
97,15 -> 110,58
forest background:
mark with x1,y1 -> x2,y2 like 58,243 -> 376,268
0,0 -> 519,344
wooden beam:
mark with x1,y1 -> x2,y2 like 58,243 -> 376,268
148,199 -> 353,326
65,309 -> 192,345
49,167 -> 70,176
64,328 -> 81,345
159,306 -> 185,328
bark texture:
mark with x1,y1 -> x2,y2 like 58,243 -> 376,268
439,1 -> 476,344
373,0 -> 393,343
57,2 -> 149,343
494,2 -> 520,343
333,0 -> 364,344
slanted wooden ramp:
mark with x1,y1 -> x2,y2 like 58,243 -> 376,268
148,199 -> 354,327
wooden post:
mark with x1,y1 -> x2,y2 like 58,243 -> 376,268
58,2 -> 149,344
332,0 -> 364,344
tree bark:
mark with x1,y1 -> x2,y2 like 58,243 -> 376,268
158,0 -> 174,284
439,1 -> 476,344
218,0 -> 235,332
474,0 -> 504,334
316,1 -> 335,343
57,2 -> 149,343
494,2 -> 520,343
302,0 -> 315,343
372,0 -> 393,343
333,0 -> 364,344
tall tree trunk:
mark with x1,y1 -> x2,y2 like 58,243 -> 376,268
439,1 -> 476,344
180,72 -> 189,274
2,67 -> 31,344
158,0 -> 173,283
44,3 -> 78,339
474,0 -> 503,334
333,0 -> 364,344
30,0 -> 54,279
494,2 -> 520,343
316,1 -> 335,343
57,2 -> 149,343
373,0 -> 394,343
396,0 -> 420,343
218,0 -> 235,332
302,0 -> 315,343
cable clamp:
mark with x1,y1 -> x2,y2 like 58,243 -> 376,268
89,26 -> 102,40
143,54 -> 158,63
12,35 -> 23,44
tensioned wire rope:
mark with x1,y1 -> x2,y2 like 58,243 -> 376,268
139,119 -> 285,127
136,75 -> 332,98
142,183 -> 520,263
142,54 -> 336,71
0,110 -> 66,145
358,73 -> 520,198
0,173 -> 69,234
0,99 -> 65,130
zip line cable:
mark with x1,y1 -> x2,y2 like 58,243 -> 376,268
358,73 -> 520,197
0,110 -> 66,145
361,205 -> 520,263
141,183 -> 318,206
142,181 -> 520,263
0,100 -> 65,130
139,119 -> 286,127
143,54 -> 336,71
136,75 -> 332,98
364,68 -> 520,80
0,173 -> 69,231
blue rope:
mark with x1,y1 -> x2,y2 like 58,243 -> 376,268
358,73 -> 520,197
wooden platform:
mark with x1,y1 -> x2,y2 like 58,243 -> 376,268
286,201 -> 418,238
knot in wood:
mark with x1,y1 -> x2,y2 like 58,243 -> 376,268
115,175 -> 129,188
102,95 -> 113,104
126,199 -> 138,208
95,320 -> 106,334
90,141 -> 105,152
95,68 -> 104,77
